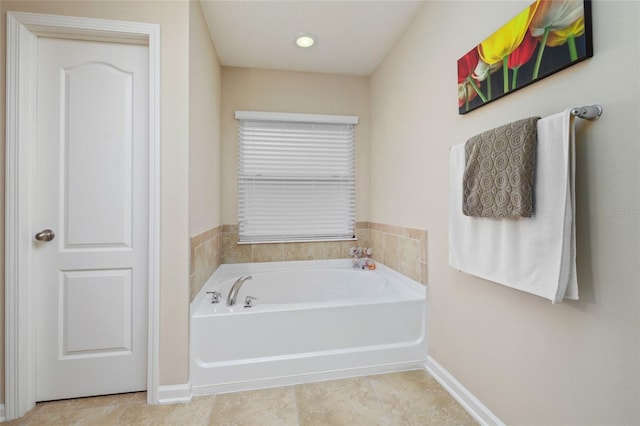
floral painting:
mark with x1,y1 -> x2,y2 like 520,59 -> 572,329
458,0 -> 593,114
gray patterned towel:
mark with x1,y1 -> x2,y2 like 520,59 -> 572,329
463,116 -> 540,218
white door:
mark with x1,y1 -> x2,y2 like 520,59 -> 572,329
34,37 -> 149,401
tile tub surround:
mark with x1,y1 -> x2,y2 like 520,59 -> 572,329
190,226 -> 222,300
5,370 -> 477,425
220,222 -> 427,284
368,222 -> 427,284
220,223 -> 369,263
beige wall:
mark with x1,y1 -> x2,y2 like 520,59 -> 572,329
188,0 -> 222,300
371,1 -> 639,424
189,0 -> 222,236
0,0 -> 192,394
221,67 -> 371,225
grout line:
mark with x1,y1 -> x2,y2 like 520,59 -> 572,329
365,376 -> 393,426
291,385 -> 302,426
205,393 -> 217,425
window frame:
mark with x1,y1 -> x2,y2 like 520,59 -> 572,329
235,110 -> 358,244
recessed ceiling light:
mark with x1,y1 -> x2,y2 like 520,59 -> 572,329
295,33 -> 316,48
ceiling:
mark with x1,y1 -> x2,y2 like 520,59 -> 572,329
199,0 -> 425,77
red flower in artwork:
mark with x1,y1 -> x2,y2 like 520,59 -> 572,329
508,31 -> 538,69
458,47 -> 480,84
457,47 -> 489,108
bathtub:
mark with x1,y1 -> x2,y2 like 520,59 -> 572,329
190,259 -> 427,395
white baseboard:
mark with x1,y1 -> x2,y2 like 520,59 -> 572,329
156,383 -> 192,405
425,357 -> 505,426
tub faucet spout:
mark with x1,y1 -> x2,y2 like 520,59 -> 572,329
227,275 -> 252,306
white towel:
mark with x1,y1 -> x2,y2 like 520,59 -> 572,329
449,110 -> 578,303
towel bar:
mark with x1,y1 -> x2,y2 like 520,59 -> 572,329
571,104 -> 602,120
449,106 -> 603,151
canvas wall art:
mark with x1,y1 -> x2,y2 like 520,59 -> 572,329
458,0 -> 593,114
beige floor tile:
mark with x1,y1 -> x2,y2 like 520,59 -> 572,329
4,405 -> 128,426
296,377 -> 389,426
368,371 -> 477,426
209,387 -> 297,426
115,404 -> 176,426
117,395 -> 215,426
3,372 -> 477,426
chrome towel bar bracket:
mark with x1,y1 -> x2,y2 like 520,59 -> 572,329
571,104 -> 602,120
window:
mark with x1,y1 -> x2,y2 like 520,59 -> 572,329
236,111 -> 357,243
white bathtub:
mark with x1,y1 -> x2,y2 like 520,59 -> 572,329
190,259 -> 427,395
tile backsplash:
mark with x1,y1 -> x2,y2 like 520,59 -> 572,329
220,223 -> 370,264
190,226 -> 222,300
368,222 -> 427,285
191,222 -> 426,301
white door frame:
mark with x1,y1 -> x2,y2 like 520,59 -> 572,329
5,11 -> 161,420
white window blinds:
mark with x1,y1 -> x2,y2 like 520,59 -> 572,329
236,111 -> 357,243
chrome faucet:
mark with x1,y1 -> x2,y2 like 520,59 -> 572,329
227,275 -> 252,306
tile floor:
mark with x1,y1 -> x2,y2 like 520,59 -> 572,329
4,370 -> 478,426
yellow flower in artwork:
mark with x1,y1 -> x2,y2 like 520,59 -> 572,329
546,16 -> 585,46
478,1 -> 540,65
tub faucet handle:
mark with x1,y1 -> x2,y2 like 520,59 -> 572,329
244,295 -> 257,308
206,291 -> 221,304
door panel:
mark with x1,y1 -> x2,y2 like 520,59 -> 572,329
63,62 -> 133,248
35,37 -> 148,401
62,269 -> 133,356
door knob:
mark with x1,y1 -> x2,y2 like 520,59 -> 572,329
34,229 -> 55,242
